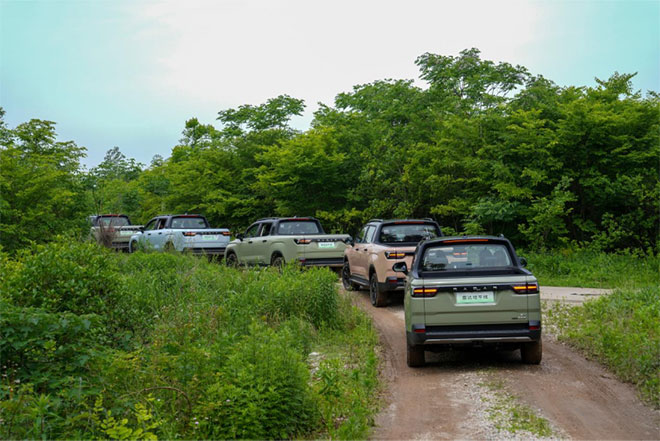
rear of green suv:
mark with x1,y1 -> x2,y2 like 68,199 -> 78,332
396,236 -> 542,367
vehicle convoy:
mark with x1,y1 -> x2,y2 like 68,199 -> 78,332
342,219 -> 443,306
224,217 -> 350,269
89,214 -> 143,251
392,235 -> 542,367
129,214 -> 230,258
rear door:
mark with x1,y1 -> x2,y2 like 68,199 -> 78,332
352,225 -> 375,279
238,223 -> 261,264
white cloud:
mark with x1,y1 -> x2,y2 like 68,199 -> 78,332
127,0 -> 548,117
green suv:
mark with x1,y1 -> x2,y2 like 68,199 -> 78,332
394,236 -> 542,367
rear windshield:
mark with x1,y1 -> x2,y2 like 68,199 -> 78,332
421,243 -> 513,272
97,216 -> 130,227
277,220 -> 321,235
171,217 -> 208,229
378,223 -> 440,244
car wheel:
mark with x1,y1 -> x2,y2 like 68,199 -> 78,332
521,339 -> 542,364
128,240 -> 137,253
271,255 -> 285,268
342,262 -> 360,291
407,341 -> 425,367
225,252 -> 238,267
164,241 -> 175,253
369,272 -> 387,307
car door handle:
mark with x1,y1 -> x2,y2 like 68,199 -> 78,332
248,240 -> 253,244
158,232 -> 162,235
262,240 -> 267,243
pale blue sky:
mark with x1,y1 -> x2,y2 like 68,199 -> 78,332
1,0 -> 658,168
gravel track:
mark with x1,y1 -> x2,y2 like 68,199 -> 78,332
349,288 -> 659,440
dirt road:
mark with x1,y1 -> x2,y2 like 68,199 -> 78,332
350,289 -> 659,440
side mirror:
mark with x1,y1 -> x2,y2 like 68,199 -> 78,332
519,257 -> 528,268
236,233 -> 244,241
139,227 -> 144,232
345,236 -> 354,246
392,262 -> 408,275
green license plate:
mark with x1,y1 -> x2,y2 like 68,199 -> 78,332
318,242 -> 336,248
456,291 -> 495,304
202,235 -> 218,241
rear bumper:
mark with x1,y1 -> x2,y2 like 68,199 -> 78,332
407,323 -> 541,347
379,277 -> 406,292
110,241 -> 130,250
186,247 -> 226,257
299,257 -> 344,268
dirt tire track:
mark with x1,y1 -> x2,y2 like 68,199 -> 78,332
351,289 -> 659,440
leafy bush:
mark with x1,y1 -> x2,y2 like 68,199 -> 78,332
0,241 -> 380,439
1,240 -> 120,315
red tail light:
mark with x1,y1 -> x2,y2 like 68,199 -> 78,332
183,232 -> 197,237
294,238 -> 311,245
412,287 -> 438,297
513,283 -> 539,294
222,231 -> 231,236
385,251 -> 405,259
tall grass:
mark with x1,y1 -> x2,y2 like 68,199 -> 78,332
0,241 -> 379,439
524,248 -> 659,288
546,286 -> 660,407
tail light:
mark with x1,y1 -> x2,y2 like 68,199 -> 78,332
183,232 -> 197,237
385,251 -> 405,259
512,283 -> 539,294
412,287 -> 438,297
294,238 -> 311,245
222,231 -> 231,236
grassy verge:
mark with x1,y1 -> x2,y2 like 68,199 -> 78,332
545,286 -> 660,407
0,241 -> 380,439
523,249 -> 659,288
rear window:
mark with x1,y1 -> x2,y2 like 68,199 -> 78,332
171,217 -> 208,229
97,216 -> 130,227
277,220 -> 321,235
421,243 -> 512,272
378,223 -> 440,244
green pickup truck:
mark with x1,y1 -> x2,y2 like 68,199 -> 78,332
225,217 -> 351,269
394,235 -> 542,367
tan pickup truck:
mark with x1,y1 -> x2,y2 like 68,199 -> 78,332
342,219 -> 443,306
89,214 -> 143,251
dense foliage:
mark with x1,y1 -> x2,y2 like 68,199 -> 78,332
1,48 -> 657,254
0,241 -> 379,439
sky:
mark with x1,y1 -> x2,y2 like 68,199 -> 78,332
1,0 -> 658,168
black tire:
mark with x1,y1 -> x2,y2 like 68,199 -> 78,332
521,339 -> 542,364
163,241 -> 175,253
271,255 -> 285,268
407,341 -> 425,367
369,272 -> 387,307
342,261 -> 360,291
225,252 -> 238,267
128,240 -> 138,253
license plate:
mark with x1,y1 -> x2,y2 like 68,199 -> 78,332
120,230 -> 134,236
202,235 -> 218,241
318,242 -> 336,248
456,291 -> 495,304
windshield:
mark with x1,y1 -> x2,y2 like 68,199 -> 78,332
171,217 -> 208,229
379,223 -> 440,244
97,216 -> 130,227
277,220 -> 321,235
421,243 -> 512,272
